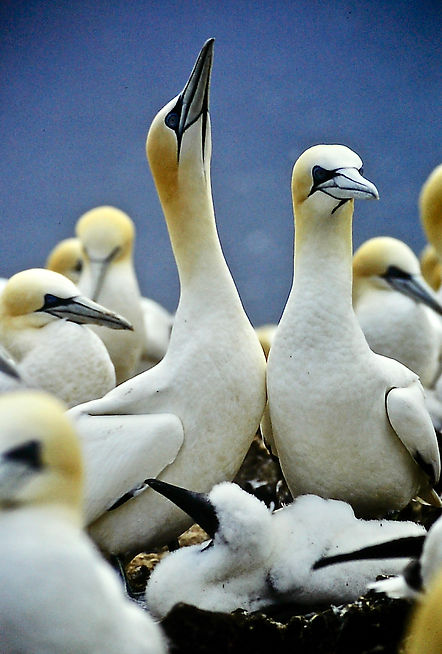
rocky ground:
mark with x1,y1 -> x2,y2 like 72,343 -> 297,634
126,437 -> 441,654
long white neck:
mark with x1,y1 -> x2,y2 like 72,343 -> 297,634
161,167 -> 238,307
286,200 -> 366,344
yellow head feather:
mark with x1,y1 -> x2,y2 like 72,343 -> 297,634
76,206 -> 135,263
0,390 -> 83,518
46,237 -> 83,283
420,164 -> 442,256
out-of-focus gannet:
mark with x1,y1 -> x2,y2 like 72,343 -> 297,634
76,206 -> 146,383
144,479 -> 425,616
420,243 -> 442,292
420,164 -> 442,275
0,269 -> 132,407
46,237 -> 83,284
0,391 -> 166,654
402,567 -> 442,654
69,39 -> 266,558
353,236 -> 442,387
265,145 -> 441,517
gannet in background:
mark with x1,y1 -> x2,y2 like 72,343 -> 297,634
47,233 -> 173,371
420,243 -> 442,292
46,237 -> 83,284
265,145 -> 441,517
255,323 -> 277,359
420,164 -> 442,278
353,236 -> 442,387
76,206 -> 146,383
144,479 -> 425,617
402,568 -> 442,654
0,391 -> 166,654
0,269 -> 132,407
69,39 -> 266,558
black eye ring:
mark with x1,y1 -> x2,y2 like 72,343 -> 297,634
312,165 -> 330,184
359,166 -> 364,176
43,294 -> 60,308
165,112 -> 179,130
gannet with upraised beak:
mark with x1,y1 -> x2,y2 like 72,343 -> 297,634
46,237 -> 83,284
353,236 -> 442,387
69,39 -> 266,558
265,145 -> 441,516
0,391 -> 166,654
0,269 -> 132,407
144,479 -> 425,616
76,206 -> 145,383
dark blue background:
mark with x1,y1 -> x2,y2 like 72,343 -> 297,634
1,0 -> 441,325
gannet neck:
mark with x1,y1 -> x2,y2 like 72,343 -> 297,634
162,169 -> 228,289
293,200 -> 355,315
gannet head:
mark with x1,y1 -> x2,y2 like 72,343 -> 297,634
76,206 -> 135,301
353,236 -> 442,314
46,237 -> 83,284
292,144 -> 379,219
0,268 -> 133,331
148,479 -> 273,570
0,391 -> 83,519
420,244 -> 442,291
146,39 -> 214,202
420,164 -> 442,257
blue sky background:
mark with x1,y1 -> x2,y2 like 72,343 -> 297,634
1,0 -> 441,325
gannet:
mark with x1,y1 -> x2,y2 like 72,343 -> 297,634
353,236 -> 442,387
265,145 -> 441,517
0,391 -> 166,654
420,243 -> 442,292
76,206 -> 146,383
46,237 -> 83,284
402,568 -> 442,654
420,164 -> 442,276
69,39 -> 266,558
0,268 -> 132,407
47,234 -> 172,371
144,479 -> 425,617
255,323 -> 277,360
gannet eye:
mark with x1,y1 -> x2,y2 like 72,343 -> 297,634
43,294 -> 60,308
359,166 -> 364,176
165,112 -> 179,130
312,165 -> 331,184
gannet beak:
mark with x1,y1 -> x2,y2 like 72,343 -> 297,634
382,267 -> 442,315
87,246 -> 121,301
38,294 -> 133,330
316,167 -> 379,201
178,38 -> 214,139
146,478 -> 219,539
312,534 -> 426,570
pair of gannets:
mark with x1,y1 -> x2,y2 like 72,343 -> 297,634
353,236 -> 442,388
143,479 -> 424,617
47,214 -> 173,377
69,39 -> 266,557
264,144 -> 441,516
0,269 -> 132,407
0,391 -> 166,654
